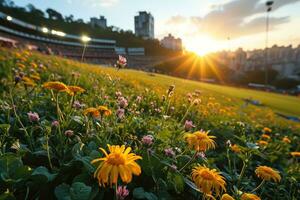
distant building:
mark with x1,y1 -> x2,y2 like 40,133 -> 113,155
160,34 -> 182,51
90,16 -> 107,29
115,47 -> 145,56
134,11 -> 154,39
115,47 -> 126,55
224,45 -> 300,80
127,47 -> 145,56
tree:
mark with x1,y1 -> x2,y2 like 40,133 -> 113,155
27,4 -> 45,18
46,8 -> 63,21
75,18 -> 84,23
0,0 -> 6,6
65,14 -> 74,23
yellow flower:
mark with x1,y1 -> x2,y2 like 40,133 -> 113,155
257,140 -> 268,146
263,127 -> 272,133
230,144 -> 241,153
291,152 -> 300,157
207,102 -> 214,108
255,166 -> 281,182
30,62 -> 37,68
261,134 -> 270,140
16,63 -> 26,69
221,194 -> 235,200
42,81 -> 70,93
282,137 -> 291,144
184,130 -> 216,152
91,145 -> 142,187
241,193 -> 261,200
22,77 -> 36,87
83,107 -> 100,118
191,165 -> 226,197
30,74 -> 41,81
68,86 -> 85,95
97,106 -> 112,116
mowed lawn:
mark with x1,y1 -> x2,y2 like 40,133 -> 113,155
98,67 -> 300,116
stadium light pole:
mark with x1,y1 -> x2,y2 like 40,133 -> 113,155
6,15 -> 12,21
81,35 -> 91,62
265,1 -> 274,88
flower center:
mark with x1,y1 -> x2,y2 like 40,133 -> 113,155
196,134 -> 207,140
107,153 -> 126,165
200,170 -> 214,180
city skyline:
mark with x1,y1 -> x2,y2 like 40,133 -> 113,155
14,0 -> 300,55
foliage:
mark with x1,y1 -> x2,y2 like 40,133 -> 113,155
0,48 -> 299,199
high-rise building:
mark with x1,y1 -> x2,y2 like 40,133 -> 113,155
161,34 -> 182,51
90,16 -> 107,29
134,11 -> 154,39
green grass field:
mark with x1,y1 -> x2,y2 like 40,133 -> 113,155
91,67 -> 300,116
1,48 -> 300,200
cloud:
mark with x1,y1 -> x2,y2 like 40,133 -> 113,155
98,0 -> 119,7
67,0 -> 119,7
165,0 -> 300,40
167,15 -> 187,25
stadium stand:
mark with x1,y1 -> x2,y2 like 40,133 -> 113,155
0,11 -> 118,64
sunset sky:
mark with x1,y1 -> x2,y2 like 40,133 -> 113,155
15,0 -> 300,55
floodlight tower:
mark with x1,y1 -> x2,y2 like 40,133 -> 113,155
265,1 -> 274,88
81,35 -> 91,62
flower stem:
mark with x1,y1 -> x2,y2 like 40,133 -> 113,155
115,182 -> 118,200
180,103 -> 193,124
9,89 -> 33,150
45,134 -> 53,169
226,148 -> 232,173
237,161 -> 246,188
251,180 -> 265,193
179,151 -> 197,172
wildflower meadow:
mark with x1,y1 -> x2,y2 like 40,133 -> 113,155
0,48 -> 299,200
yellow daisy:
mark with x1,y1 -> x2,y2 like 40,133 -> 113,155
68,85 -> 85,95
30,74 -> 41,81
262,127 -> 272,133
221,194 -> 235,200
261,134 -> 271,140
241,193 -> 261,200
282,137 -> 291,144
257,140 -> 268,146
255,166 -> 281,182
291,152 -> 300,157
42,81 -> 70,93
83,107 -> 100,118
184,130 -> 216,152
230,144 -> 241,153
191,165 -> 226,197
91,144 -> 142,187
97,106 -> 112,116
22,77 -> 36,87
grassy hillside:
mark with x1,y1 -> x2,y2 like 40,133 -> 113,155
103,69 -> 300,116
0,48 -> 299,200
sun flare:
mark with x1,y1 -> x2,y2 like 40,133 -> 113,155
184,35 -> 225,56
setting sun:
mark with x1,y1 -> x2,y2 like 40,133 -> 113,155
184,35 -> 226,56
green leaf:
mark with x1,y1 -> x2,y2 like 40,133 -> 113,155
173,174 -> 184,193
0,192 -> 15,200
144,192 -> 158,200
70,182 -> 92,200
0,124 -> 10,134
0,153 -> 23,180
55,183 -> 71,200
133,187 -> 146,199
133,187 -> 158,200
183,178 -> 200,192
31,166 -> 56,182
